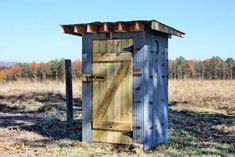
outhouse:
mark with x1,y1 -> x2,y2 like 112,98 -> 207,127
61,20 -> 184,150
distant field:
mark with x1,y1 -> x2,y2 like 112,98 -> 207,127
0,79 -> 82,97
0,80 -> 234,157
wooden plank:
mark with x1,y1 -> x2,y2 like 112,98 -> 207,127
143,46 -> 154,150
92,62 -> 100,142
93,130 -> 132,144
93,58 -> 107,142
61,26 -> 80,36
74,25 -> 86,35
133,44 -> 146,145
65,60 -> 73,123
151,21 -> 184,38
93,40 -> 100,54
114,23 -> 129,32
87,24 -> 98,33
99,40 -> 107,54
106,62 -> 114,142
93,121 -> 132,131
93,53 -> 132,62
120,61 -> 129,144
107,40 -> 114,53
82,35 -> 93,142
93,39 -> 109,142
93,61 -> 131,121
114,39 -> 122,53
99,59 -> 108,142
119,39 -> 132,143
128,59 -> 133,127
127,40 -> 133,131
121,39 -> 131,53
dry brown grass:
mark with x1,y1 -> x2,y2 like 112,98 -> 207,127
169,80 -> 235,115
0,79 -> 82,97
0,79 -> 234,156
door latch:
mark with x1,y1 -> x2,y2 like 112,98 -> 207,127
82,74 -> 105,83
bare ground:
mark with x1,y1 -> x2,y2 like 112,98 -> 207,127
0,80 -> 234,157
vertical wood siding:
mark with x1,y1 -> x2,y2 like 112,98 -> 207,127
82,31 -> 169,150
144,31 -> 169,149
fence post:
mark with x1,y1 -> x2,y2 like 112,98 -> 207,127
65,59 -> 73,123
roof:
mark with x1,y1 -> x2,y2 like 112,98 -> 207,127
61,20 -> 185,38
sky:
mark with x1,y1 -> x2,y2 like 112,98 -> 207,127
0,0 -> 234,62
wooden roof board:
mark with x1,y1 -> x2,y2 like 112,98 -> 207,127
61,20 -> 185,38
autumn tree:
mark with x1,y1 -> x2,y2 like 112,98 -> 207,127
185,60 -> 195,79
10,65 -> 22,80
0,69 -> 8,80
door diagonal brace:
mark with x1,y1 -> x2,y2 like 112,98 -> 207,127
93,61 -> 131,121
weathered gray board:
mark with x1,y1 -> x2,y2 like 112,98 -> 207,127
82,31 -> 168,150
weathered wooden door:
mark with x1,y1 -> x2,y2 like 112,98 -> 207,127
92,39 -> 133,144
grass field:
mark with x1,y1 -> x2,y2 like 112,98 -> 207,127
0,80 -> 234,157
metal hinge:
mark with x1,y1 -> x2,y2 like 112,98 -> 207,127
133,70 -> 142,77
123,45 -> 134,53
122,131 -> 133,138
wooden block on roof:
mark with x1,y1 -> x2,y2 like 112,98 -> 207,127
98,23 -> 113,33
74,25 -> 86,35
87,24 -> 98,33
61,26 -> 75,34
114,23 -> 129,32
61,20 -> 185,38
129,22 -> 145,32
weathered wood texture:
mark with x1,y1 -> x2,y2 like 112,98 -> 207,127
65,59 -> 73,123
92,39 -> 133,144
93,53 -> 132,62
82,34 -> 94,142
144,30 -> 169,149
93,61 -> 131,121
131,30 -> 169,150
81,31 -> 169,150
61,20 -> 185,37
93,121 -> 131,132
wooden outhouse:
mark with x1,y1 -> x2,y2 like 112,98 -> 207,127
61,20 -> 184,150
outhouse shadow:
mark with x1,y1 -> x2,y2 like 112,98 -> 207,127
0,92 -> 83,144
158,107 -> 235,155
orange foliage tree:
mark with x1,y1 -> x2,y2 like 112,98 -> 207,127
10,65 -> 22,80
29,62 -> 41,79
0,70 -> 8,80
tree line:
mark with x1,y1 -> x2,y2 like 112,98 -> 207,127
0,59 -> 82,81
169,56 -> 235,80
0,57 -> 234,81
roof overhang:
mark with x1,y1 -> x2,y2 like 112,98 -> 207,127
61,20 -> 185,38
